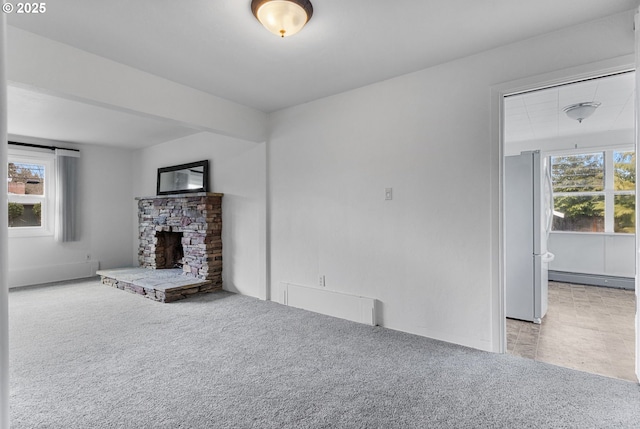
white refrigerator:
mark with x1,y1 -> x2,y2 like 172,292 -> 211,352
505,151 -> 555,324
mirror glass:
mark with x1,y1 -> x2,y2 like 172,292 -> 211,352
157,160 -> 209,195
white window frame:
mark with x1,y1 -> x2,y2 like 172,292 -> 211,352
7,148 -> 56,237
550,146 -> 635,234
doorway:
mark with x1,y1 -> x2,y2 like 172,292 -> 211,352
502,71 -> 637,382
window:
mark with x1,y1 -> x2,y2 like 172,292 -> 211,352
7,149 -> 55,236
551,149 -> 635,234
612,151 -> 635,233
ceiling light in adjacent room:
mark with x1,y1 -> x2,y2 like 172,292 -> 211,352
251,0 -> 313,38
563,102 -> 601,123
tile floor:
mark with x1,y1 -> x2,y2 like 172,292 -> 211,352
507,282 -> 637,382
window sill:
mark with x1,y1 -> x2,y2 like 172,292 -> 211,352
8,227 -> 54,239
550,231 -> 635,237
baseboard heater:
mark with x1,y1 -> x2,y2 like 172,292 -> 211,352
281,282 -> 377,326
549,270 -> 634,290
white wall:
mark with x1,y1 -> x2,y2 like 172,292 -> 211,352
268,10 -> 635,352
549,232 -> 635,278
131,132 -> 267,299
8,136 -> 134,287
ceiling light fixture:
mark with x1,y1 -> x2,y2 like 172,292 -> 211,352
251,0 -> 313,38
563,101 -> 601,123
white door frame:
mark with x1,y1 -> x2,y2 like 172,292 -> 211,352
634,10 -> 640,382
492,55 -> 636,366
0,11 -> 9,429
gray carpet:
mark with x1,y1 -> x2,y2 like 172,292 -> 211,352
8,279 -> 640,429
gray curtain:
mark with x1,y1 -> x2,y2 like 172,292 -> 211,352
55,149 -> 80,242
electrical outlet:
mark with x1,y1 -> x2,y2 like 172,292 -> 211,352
318,275 -> 325,287
385,188 -> 393,200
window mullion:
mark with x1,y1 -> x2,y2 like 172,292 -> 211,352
553,191 -> 604,197
604,150 -> 615,233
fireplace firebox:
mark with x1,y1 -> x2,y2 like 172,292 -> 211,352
155,231 -> 184,269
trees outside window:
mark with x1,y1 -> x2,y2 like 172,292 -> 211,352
551,149 -> 635,234
612,151 -> 635,233
7,162 -> 45,227
7,150 -> 54,236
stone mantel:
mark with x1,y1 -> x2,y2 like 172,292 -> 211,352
135,192 -> 224,201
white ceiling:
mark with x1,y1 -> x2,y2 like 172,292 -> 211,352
8,86 -> 200,149
504,71 -> 635,143
6,0 -> 639,148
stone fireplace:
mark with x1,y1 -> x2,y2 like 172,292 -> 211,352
97,192 -> 223,303
138,192 -> 223,283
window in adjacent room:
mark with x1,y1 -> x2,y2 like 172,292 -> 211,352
7,149 -> 55,236
551,149 -> 635,233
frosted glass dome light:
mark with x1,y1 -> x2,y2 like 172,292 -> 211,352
563,102 -> 601,123
251,0 -> 313,38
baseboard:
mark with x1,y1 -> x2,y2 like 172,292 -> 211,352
281,282 -> 377,326
549,270 -> 635,290
9,261 -> 100,288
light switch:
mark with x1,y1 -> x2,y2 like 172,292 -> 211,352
385,188 -> 393,200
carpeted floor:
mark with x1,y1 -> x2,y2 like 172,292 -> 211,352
9,278 -> 640,429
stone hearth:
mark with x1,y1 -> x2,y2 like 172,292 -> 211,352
98,192 -> 223,303
97,267 -> 216,303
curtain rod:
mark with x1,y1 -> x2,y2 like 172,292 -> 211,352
8,141 -> 80,152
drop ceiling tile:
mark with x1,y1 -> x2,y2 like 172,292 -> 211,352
505,72 -> 634,144
525,100 -> 558,114
595,91 -> 633,107
559,82 -> 598,105
528,112 -> 558,122
595,73 -> 635,91
522,89 -> 558,105
611,103 -> 635,130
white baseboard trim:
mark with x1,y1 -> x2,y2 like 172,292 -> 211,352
9,261 -> 100,288
280,282 -> 377,326
549,270 -> 634,290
